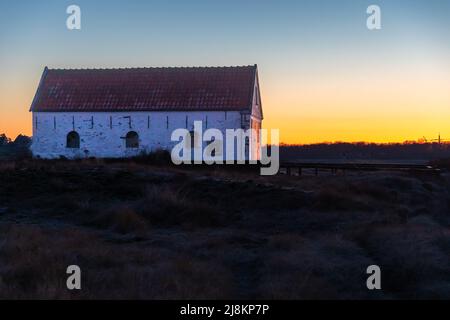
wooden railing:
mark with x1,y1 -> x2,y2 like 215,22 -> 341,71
278,162 -> 440,176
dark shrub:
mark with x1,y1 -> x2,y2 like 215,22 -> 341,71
133,149 -> 172,165
93,205 -> 150,235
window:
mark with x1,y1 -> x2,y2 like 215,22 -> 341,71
206,137 -> 223,158
184,131 -> 201,159
206,137 -> 216,157
126,131 -> 139,148
245,136 -> 250,159
185,130 -> 198,149
66,131 -> 80,149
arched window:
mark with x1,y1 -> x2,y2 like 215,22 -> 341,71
66,131 -> 80,149
126,131 -> 139,148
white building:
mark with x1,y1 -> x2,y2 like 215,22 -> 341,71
30,65 -> 263,160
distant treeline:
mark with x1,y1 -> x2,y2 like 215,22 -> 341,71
2,133 -> 450,162
279,142 -> 450,162
0,134 -> 32,160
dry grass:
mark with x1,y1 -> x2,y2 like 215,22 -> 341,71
354,223 -> 450,298
0,224 -> 233,299
92,205 -> 150,236
260,235 -> 377,299
0,159 -> 450,299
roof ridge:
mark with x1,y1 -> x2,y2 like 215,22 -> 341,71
47,65 -> 257,71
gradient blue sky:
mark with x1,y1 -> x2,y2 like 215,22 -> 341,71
1,0 -> 449,143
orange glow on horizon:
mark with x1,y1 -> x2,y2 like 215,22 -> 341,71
1,65 -> 450,144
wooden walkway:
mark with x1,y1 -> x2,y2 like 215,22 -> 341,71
279,162 -> 441,176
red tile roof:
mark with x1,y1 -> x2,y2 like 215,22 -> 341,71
30,66 -> 257,112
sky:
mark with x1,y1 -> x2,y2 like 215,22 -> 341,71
0,0 -> 449,144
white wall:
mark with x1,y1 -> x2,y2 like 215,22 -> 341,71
31,111 -> 260,160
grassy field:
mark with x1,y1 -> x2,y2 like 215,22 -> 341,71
1,159 -> 450,299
